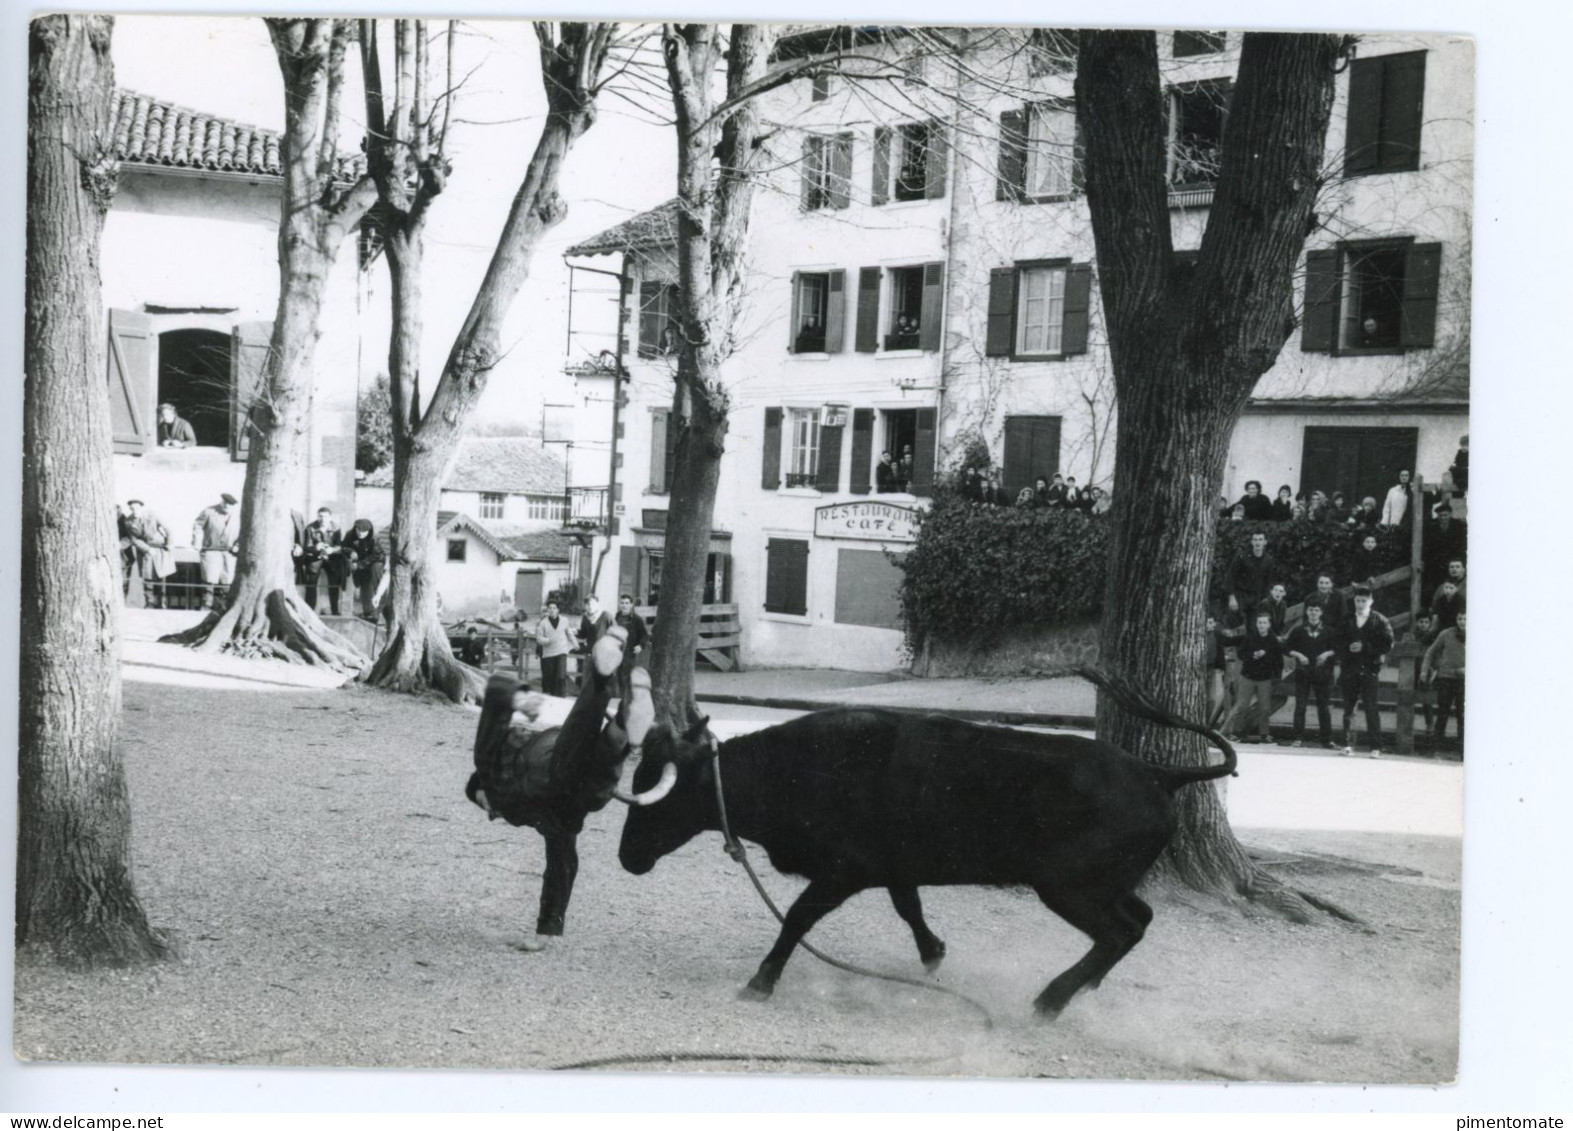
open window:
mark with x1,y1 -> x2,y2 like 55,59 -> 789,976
885,267 -> 925,351
872,121 -> 946,204
789,270 -> 846,353
637,281 -> 680,359
998,101 -> 1080,203
157,328 -> 231,448
801,133 -> 852,212
1302,239 -> 1442,355
1166,79 -> 1232,194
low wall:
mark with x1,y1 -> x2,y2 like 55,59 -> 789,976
915,619 -> 1102,678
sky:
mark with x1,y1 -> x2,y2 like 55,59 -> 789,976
111,15 -> 679,431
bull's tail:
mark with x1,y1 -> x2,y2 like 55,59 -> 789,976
1078,665 -> 1237,789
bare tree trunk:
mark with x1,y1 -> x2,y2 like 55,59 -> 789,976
1078,32 -> 1353,921
649,23 -> 775,725
360,21 -> 615,702
163,18 -> 376,669
19,13 -> 166,967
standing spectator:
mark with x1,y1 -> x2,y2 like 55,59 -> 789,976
1228,611 -> 1284,745
1350,531 -> 1384,587
1448,434 -> 1469,495
614,593 -> 649,701
302,506 -> 347,615
1337,584 -> 1394,757
1285,603 -> 1337,748
960,466 -> 985,502
1269,485 -> 1294,522
1219,596 -> 1248,721
291,509 -> 308,586
155,403 -> 197,449
1422,611 -> 1466,742
1228,503 -> 1247,522
1088,485 -> 1111,515
1304,572 -> 1348,632
191,492 -> 241,611
458,626 -> 488,666
1411,611 -> 1439,734
124,500 -> 174,609
1044,473 -> 1068,508
1431,570 -> 1467,631
1258,582 -> 1291,639
117,503 -> 137,598
577,593 -> 614,653
1235,480 -> 1274,521
986,468 -> 1009,506
1380,469 -> 1415,528
1032,476 -> 1051,507
1014,486 -> 1038,508
1217,494 -> 1232,520
875,450 -> 898,493
535,599 -> 577,697
343,518 -> 384,619
1348,496 -> 1380,529
1306,490 -> 1332,524
896,444 -> 915,491
1228,531 -> 1276,614
1204,612 -> 1231,729
1062,476 -> 1083,509
1426,506 -> 1467,591
1290,499 -> 1308,522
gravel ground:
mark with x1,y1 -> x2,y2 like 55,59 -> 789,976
13,681 -> 1460,1083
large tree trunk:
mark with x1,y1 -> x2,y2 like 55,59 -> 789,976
649,24 -> 774,725
1078,32 -> 1350,920
19,13 -> 166,967
164,19 -> 375,669
360,21 -> 614,702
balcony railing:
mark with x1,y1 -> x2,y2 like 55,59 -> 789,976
784,471 -> 818,488
884,330 -> 921,351
563,486 -> 609,530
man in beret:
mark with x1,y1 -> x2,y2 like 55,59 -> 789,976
193,492 -> 241,611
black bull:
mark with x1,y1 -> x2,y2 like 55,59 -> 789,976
617,669 -> 1237,1017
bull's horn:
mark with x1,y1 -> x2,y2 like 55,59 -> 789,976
612,760 -> 678,807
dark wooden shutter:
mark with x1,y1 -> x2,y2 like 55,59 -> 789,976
825,270 -> 846,353
1301,249 -> 1340,352
230,320 -> 272,461
766,539 -> 809,615
1381,51 -> 1426,171
849,408 -> 874,494
911,408 -> 937,497
637,281 -> 662,358
649,409 -> 668,493
855,267 -> 881,352
1000,416 -> 1062,500
986,267 -> 1018,356
816,421 -> 844,493
872,126 -> 891,206
812,72 -> 830,102
996,109 -> 1027,202
1061,265 -> 1092,355
665,408 -> 680,491
830,134 -> 853,209
618,544 -> 639,602
1344,56 -> 1383,175
924,120 -> 947,199
799,137 -> 815,210
1401,242 -> 1442,348
761,407 -> 782,489
107,308 -> 154,455
918,262 -> 944,352
787,272 -> 801,353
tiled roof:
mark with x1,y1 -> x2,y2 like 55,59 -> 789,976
361,438 -> 566,495
566,199 -> 681,257
437,513 -> 571,563
109,89 -> 366,181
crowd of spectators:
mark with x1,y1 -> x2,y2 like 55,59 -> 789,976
952,465 -> 1112,515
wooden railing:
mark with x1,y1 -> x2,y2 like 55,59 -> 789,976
636,602 -> 743,672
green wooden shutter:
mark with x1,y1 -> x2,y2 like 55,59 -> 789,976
1301,249 -> 1340,352
996,109 -> 1026,202
761,407 -> 782,489
855,267 -> 882,353
816,422 -> 844,493
649,409 -> 669,493
830,134 -> 853,209
1381,52 -> 1426,171
1344,56 -> 1383,175
1061,265 -> 1092,355
637,281 -> 662,358
985,267 -> 1017,356
924,119 -> 947,199
800,136 -> 815,210
230,320 -> 272,461
918,262 -> 944,352
872,126 -> 891,206
1400,242 -> 1442,349
911,408 -> 937,497
787,272 -> 801,353
849,408 -> 874,494
825,270 -> 846,353
107,308 -> 154,456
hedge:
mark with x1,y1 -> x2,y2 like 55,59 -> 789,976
895,493 -> 1412,653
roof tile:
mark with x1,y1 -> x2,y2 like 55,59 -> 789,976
566,198 -> 681,257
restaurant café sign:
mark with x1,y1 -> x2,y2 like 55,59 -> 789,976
813,501 -> 920,543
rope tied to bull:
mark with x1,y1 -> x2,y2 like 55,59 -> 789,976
709,753 -> 997,1030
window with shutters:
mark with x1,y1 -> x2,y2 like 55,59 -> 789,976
785,408 -> 821,488
648,407 -> 678,495
1016,266 -> 1068,356
1302,239 -> 1442,356
986,261 -> 1092,360
637,282 -> 680,359
793,273 -> 830,352
802,133 -> 852,212
479,492 -> 505,520
1027,29 -> 1078,77
1344,51 -> 1426,176
894,123 -> 932,202
1173,30 -> 1226,57
1166,79 -> 1231,193
883,409 -> 918,487
885,266 -> 925,350
764,538 -> 810,616
1025,102 -> 1076,199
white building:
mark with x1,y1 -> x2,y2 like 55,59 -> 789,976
565,27 -> 1472,672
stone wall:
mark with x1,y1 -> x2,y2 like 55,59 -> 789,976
914,619 -> 1102,678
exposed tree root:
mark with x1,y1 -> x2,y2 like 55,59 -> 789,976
1144,832 -> 1368,929
159,586 -> 368,673
16,912 -> 171,970
361,621 -> 485,704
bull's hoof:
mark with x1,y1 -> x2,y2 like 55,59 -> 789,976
1032,995 -> 1067,1021
509,936 -> 550,953
921,940 -> 947,974
739,976 -> 776,1001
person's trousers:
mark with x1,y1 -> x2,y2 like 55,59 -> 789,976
1206,668 -> 1228,728
199,549 -> 235,610
1293,668 -> 1334,743
136,554 -> 165,608
540,653 -> 567,698
1228,678 -> 1275,738
1433,676 -> 1464,740
352,565 -> 382,618
303,566 -> 341,615
1340,668 -> 1383,746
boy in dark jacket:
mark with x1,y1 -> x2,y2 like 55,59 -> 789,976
1422,611 -> 1466,741
1285,603 -> 1338,747
1228,610 -> 1284,745
1337,585 -> 1395,757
